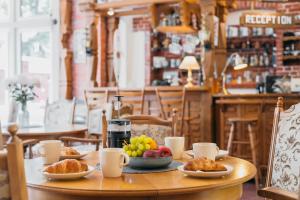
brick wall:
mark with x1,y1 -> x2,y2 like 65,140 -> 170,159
275,2 -> 300,77
232,1 -> 300,77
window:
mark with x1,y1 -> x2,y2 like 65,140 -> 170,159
0,0 -> 59,124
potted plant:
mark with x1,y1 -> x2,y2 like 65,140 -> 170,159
5,75 -> 40,127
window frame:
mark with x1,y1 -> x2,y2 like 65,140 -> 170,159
0,0 -> 60,101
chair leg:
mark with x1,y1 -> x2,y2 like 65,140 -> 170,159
248,123 -> 259,189
28,145 -> 33,159
227,122 -> 235,155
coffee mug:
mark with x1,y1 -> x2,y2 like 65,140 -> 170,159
193,143 -> 219,160
39,140 -> 62,165
100,148 -> 129,178
164,137 -> 185,159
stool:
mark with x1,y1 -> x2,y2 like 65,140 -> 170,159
227,117 -> 259,189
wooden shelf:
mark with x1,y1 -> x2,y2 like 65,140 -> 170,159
226,82 -> 257,89
152,67 -> 179,71
156,26 -> 197,34
283,55 -> 300,60
227,36 -> 276,43
283,36 -> 300,42
227,48 -> 269,54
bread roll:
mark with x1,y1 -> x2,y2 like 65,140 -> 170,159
44,159 -> 88,174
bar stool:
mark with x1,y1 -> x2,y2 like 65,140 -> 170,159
227,117 -> 259,189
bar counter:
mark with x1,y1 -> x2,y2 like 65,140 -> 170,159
213,93 -> 300,178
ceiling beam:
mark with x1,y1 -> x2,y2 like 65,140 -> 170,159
94,0 -> 180,11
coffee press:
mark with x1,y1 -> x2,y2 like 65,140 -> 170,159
107,95 -> 131,148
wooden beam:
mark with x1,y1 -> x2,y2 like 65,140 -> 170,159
100,8 -> 149,17
94,0 -> 180,11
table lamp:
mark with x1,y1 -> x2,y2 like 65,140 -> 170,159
221,53 -> 248,95
179,56 -> 200,88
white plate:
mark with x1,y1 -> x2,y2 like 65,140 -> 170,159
185,150 -> 229,160
177,165 -> 233,178
60,153 -> 88,160
43,166 -> 95,180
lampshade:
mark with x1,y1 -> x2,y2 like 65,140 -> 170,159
232,54 -> 248,70
179,56 -> 200,70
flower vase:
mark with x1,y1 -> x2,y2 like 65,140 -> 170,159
18,103 -> 30,128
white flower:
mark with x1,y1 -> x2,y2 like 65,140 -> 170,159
4,75 -> 41,88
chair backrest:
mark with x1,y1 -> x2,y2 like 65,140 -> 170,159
123,111 -> 177,145
156,87 -> 185,134
0,124 -> 28,200
44,98 -> 76,127
84,88 -> 109,110
111,103 -> 134,119
266,97 -> 300,195
117,89 -> 145,115
73,99 -> 88,125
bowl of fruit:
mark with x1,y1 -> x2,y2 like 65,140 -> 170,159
123,135 -> 173,169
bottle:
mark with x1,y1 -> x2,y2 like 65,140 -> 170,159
211,63 -> 220,93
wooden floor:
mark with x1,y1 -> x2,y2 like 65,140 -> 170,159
242,182 -> 263,200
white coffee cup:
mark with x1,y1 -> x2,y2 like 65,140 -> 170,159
164,137 -> 185,159
39,140 -> 62,165
193,143 -> 219,160
100,148 -> 129,178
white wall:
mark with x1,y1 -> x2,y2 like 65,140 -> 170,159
118,16 -> 146,89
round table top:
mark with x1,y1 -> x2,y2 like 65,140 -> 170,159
2,124 -> 87,137
25,152 -> 256,197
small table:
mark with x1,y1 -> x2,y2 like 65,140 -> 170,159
2,124 -> 87,141
25,152 -> 256,200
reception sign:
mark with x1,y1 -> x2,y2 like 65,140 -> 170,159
240,12 -> 300,27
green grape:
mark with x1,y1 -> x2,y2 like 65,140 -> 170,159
145,144 -> 150,150
130,137 -> 137,144
131,144 -> 137,150
137,137 -> 144,143
138,144 -> 145,151
145,138 -> 152,144
126,150 -> 132,157
123,145 -> 129,151
132,151 -> 137,157
137,149 -> 143,156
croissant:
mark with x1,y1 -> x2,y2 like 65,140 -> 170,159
184,157 -> 227,172
61,147 -> 80,156
44,159 -> 88,174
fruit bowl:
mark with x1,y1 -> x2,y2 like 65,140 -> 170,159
128,156 -> 173,169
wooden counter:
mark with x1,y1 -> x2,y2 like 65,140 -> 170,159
213,93 -> 300,180
89,86 -> 212,146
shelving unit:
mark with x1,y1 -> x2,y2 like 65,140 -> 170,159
282,33 -> 300,65
226,25 -> 277,89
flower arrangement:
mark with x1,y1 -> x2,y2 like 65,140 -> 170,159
5,75 -> 40,111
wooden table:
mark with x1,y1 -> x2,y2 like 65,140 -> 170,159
2,124 -> 87,141
25,152 -> 256,200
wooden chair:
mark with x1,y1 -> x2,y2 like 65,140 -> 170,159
111,102 -> 134,119
120,109 -> 178,145
84,88 -> 109,110
0,121 -> 37,159
226,117 -> 259,189
44,98 -> 76,127
0,124 -> 28,200
60,110 -> 108,151
258,97 -> 300,200
117,89 -> 145,114
156,87 -> 199,146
